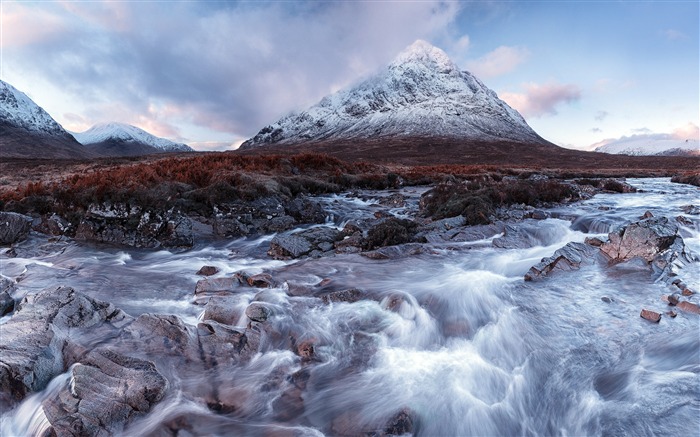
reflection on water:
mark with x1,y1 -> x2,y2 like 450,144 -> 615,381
1,178 -> 699,436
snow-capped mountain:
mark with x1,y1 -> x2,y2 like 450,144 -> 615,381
595,135 -> 699,156
241,40 -> 544,149
74,122 -> 193,155
0,79 -> 92,159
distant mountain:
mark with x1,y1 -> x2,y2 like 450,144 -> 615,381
241,40 -> 546,149
595,134 -> 699,156
0,80 -> 93,159
73,122 -> 193,157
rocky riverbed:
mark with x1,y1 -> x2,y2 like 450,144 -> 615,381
1,177 -> 698,436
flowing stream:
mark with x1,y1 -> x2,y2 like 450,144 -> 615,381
1,178 -> 698,436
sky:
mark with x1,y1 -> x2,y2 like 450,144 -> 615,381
1,0 -> 698,151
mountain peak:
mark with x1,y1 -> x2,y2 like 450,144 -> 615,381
74,122 -> 193,153
391,39 -> 456,73
242,41 -> 544,149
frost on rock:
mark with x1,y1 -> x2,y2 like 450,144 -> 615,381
242,40 -> 542,148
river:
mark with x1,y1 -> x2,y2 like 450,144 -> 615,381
1,178 -> 698,436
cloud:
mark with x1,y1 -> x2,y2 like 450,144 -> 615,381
4,1 -> 462,141
188,141 -> 240,152
590,128 -> 602,133
672,122 -> 699,140
662,29 -> 686,40
0,3 -> 70,49
500,82 -> 581,118
594,110 -> 608,122
589,122 -> 700,151
465,46 -> 530,78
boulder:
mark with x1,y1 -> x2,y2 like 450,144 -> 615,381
525,242 -> 598,281
196,265 -> 219,276
202,295 -> 246,326
194,277 -> 242,295
42,349 -> 167,437
212,217 -> 251,238
0,287 -> 130,409
362,243 -> 424,260
269,227 -> 340,259
245,273 -> 274,288
320,288 -> 365,304
363,218 -> 418,250
0,212 -> 32,245
268,234 -> 313,259
284,197 -> 327,224
600,217 -> 679,263
245,302 -> 272,323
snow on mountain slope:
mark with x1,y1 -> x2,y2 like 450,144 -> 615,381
0,79 -> 73,138
595,135 -> 699,156
241,40 -> 543,149
73,122 -> 193,152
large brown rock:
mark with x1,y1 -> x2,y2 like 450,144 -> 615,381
600,217 -> 679,263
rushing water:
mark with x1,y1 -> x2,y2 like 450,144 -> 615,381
1,178 -> 699,436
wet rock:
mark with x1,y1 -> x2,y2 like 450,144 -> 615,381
246,273 -> 274,288
0,211 -> 32,245
245,302 -> 272,322
0,290 -> 14,316
33,213 -> 71,236
641,211 -> 654,219
600,217 -> 679,263
202,295 -> 245,326
585,236 -> 606,247
269,227 -> 340,259
363,243 -> 424,260
119,314 -> 198,362
531,209 -> 548,220
680,204 -> 700,215
383,408 -> 416,436
525,242 -> 598,281
668,293 -> 681,306
666,310 -> 677,318
284,197 -> 327,224
676,215 -> 693,226
601,296 -> 612,303
640,309 -> 661,323
194,277 -> 242,296
266,215 -> 297,232
212,217 -> 251,238
0,287 -> 129,409
196,265 -> 219,276
364,217 -> 418,250
378,193 -> 406,207
677,301 -> 700,315
330,407 -> 416,437
320,288 -> 364,304
42,349 -> 167,437
269,234 -> 313,259
272,369 -> 311,421
196,321 -> 252,366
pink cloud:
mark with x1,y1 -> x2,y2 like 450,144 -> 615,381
500,82 -> 581,118
672,122 -> 699,140
466,46 -> 530,79
1,4 -> 68,48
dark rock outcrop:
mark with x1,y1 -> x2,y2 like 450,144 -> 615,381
640,309 -> 661,323
196,265 -> 219,276
0,211 -> 32,245
75,204 -> 193,248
